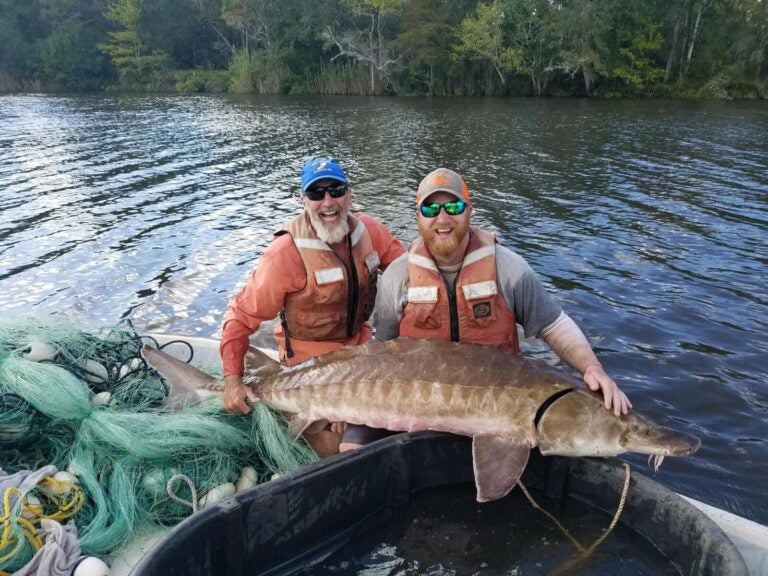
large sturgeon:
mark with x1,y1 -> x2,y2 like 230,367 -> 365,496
142,338 -> 700,502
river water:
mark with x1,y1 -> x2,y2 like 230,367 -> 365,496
1,94 -> 766,526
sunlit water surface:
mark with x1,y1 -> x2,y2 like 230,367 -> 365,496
0,95 -> 766,529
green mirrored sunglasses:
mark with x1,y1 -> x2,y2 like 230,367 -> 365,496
419,200 -> 467,218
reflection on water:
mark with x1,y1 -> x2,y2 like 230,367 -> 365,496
302,484 -> 679,576
0,94 -> 766,525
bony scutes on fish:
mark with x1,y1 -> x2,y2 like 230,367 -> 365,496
143,338 -> 701,503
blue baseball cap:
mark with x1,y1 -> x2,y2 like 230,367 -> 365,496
300,158 -> 348,193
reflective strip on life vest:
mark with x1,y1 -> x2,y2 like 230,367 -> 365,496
408,286 -> 439,303
314,267 -> 345,285
462,244 -> 495,267
350,220 -> 366,247
461,280 -> 498,300
294,238 -> 333,251
365,251 -> 381,272
409,253 -> 438,271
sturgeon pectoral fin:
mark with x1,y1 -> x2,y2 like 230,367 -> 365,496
472,434 -> 531,503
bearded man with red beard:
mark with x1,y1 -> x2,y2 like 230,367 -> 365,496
219,158 -> 404,454
374,168 -> 632,434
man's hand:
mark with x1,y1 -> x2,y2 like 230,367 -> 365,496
583,364 -> 632,416
223,374 -> 259,414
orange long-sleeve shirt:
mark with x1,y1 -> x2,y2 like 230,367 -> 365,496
220,213 -> 404,376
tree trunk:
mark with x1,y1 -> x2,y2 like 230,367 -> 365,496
678,1 -> 690,81
664,15 -> 681,83
686,0 -> 705,64
530,72 -> 540,96
581,61 -> 594,95
429,63 -> 434,94
757,28 -> 768,80
492,61 -> 506,85
486,64 -> 494,94
368,62 -> 376,96
369,12 -> 376,94
377,8 -> 384,74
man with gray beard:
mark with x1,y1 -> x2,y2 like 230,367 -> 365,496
220,158 -> 404,453
373,168 -> 631,439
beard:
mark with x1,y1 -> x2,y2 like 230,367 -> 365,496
418,217 -> 470,260
308,205 -> 350,244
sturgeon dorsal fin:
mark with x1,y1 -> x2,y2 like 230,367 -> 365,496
472,434 -> 531,502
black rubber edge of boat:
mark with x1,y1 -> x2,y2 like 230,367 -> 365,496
131,432 -> 749,576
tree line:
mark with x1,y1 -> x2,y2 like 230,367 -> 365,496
1,0 -> 765,98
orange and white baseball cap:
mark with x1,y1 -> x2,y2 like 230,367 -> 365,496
416,168 -> 471,206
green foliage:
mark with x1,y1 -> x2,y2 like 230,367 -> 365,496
549,0 -> 611,95
228,47 -> 254,92
0,0 -> 46,82
695,72 -> 731,99
41,23 -> 112,90
98,0 -> 169,89
613,17 -> 666,95
308,59 -> 373,94
454,0 -> 522,85
0,0 -> 764,97
325,0 -> 406,94
173,69 -> 230,93
399,0 -> 453,68
398,0 -> 457,94
227,48 -> 288,93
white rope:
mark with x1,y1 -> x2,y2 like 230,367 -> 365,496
166,474 -> 198,513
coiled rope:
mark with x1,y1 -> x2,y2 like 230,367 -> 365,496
0,476 -> 84,571
166,474 -> 198,514
518,462 -> 632,574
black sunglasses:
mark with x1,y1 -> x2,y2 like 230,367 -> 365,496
304,183 -> 348,201
419,200 -> 467,218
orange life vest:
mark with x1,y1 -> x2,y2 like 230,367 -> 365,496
277,213 -> 381,349
400,227 -> 520,354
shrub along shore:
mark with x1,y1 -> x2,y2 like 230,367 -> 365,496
1,0 -> 765,99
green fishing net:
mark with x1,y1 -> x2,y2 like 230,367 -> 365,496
0,317 -> 318,569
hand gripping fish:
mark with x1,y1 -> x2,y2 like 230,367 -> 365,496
142,338 -> 701,502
